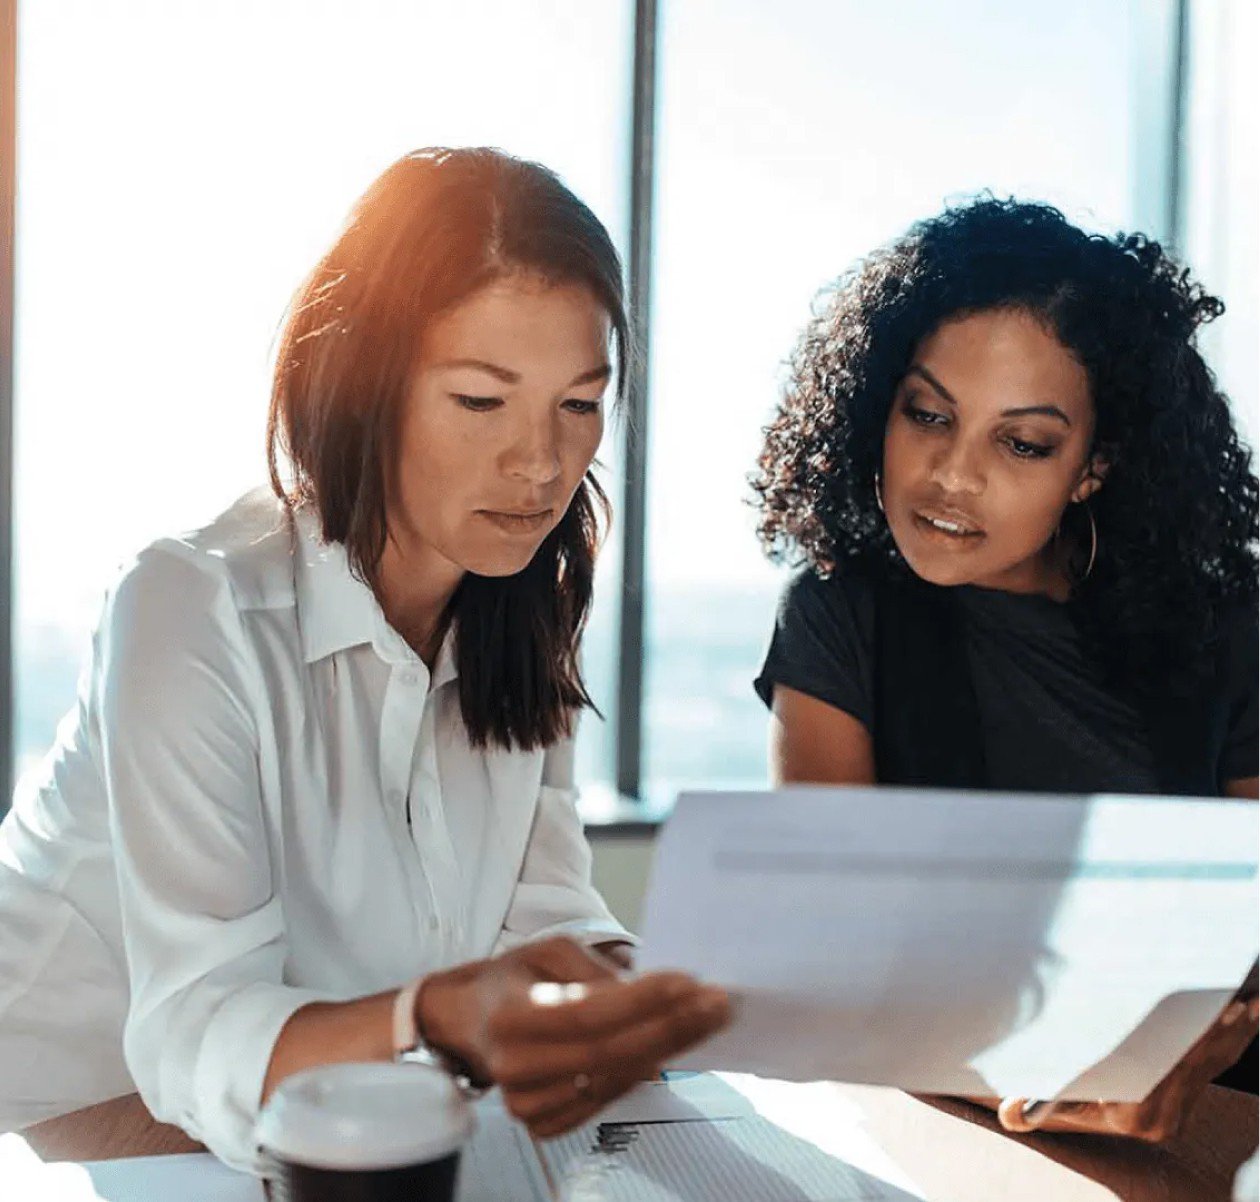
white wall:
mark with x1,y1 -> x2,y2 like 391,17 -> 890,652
589,833 -> 657,934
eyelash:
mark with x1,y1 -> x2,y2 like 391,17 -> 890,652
453,395 -> 602,415
901,401 -> 1055,460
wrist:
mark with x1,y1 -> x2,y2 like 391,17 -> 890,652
413,965 -> 489,1087
414,970 -> 464,1057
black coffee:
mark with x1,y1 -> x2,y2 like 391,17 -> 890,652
269,1149 -> 461,1202
255,1062 -> 473,1202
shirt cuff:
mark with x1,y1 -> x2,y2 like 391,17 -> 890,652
494,916 -> 639,956
181,982 -> 330,1174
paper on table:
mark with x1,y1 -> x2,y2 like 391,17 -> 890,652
537,1076 -> 924,1202
594,1072 -> 756,1124
637,788 -> 1259,1102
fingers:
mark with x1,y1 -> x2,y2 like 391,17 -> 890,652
999,1098 -> 1120,1138
501,1071 -> 615,1132
995,999 -> 1260,1144
491,971 -> 713,1043
1203,998 -> 1260,1072
1004,1099 -> 1059,1131
1120,998 -> 1260,1143
997,1097 -> 1044,1133
503,1068 -> 667,1140
491,986 -> 729,1088
998,1096 -> 1183,1143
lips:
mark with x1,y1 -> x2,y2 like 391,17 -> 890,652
912,508 -> 985,540
478,508 -> 553,535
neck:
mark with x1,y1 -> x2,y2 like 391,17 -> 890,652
374,528 -> 465,667
969,545 -> 1072,602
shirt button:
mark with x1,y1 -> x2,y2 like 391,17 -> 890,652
427,915 -> 440,931
400,670 -> 420,686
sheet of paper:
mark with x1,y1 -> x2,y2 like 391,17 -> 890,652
459,1095 -> 552,1201
538,1105 -> 921,1201
637,788 -> 1259,1102
593,1072 -> 756,1124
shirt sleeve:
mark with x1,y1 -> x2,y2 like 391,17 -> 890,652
96,545 -> 333,1173
753,566 -> 874,730
1220,603 -> 1259,785
493,731 -> 636,953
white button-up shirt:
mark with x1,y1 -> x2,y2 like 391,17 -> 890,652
0,489 -> 628,1169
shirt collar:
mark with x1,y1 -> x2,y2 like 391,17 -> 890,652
292,506 -> 459,690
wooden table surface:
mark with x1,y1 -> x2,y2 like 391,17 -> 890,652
17,1083 -> 1258,1200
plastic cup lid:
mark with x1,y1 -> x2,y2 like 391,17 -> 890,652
255,1061 -> 475,1171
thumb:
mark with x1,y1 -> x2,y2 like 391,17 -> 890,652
997,1097 -> 1053,1132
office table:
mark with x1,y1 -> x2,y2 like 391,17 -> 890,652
17,1082 -> 1259,1201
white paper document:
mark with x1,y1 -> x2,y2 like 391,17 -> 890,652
637,788 -> 1259,1102
538,1075 -> 923,1201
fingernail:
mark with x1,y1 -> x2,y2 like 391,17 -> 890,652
1222,1001 -> 1245,1027
1021,1099 -> 1057,1125
1248,998 -> 1259,1023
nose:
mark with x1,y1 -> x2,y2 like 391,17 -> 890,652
501,412 -> 562,487
927,436 -> 985,497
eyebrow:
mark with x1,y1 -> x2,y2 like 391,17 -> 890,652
907,364 -> 1072,426
435,358 -> 611,388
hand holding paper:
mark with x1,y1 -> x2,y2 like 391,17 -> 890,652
637,788 -> 1259,1104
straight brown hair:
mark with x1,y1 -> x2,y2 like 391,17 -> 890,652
267,147 -> 630,750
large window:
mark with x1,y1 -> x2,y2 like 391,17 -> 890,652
5,1 -> 1220,816
641,0 -> 1149,802
11,0 -> 632,793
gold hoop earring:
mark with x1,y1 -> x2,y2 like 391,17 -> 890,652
1057,501 -> 1097,583
874,472 -> 885,515
1081,503 -> 1097,581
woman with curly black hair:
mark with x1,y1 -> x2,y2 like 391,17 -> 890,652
752,198 -> 1257,1140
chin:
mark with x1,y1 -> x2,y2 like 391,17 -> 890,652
900,557 -> 980,588
893,538 -> 987,589
461,545 -> 543,578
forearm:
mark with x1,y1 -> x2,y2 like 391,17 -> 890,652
261,941 -> 639,1110
261,990 -> 399,1104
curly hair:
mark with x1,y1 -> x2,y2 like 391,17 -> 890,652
753,197 -> 1258,691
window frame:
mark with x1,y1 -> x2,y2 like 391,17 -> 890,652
0,0 -> 1189,817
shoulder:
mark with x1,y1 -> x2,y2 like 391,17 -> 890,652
99,489 -> 299,679
757,560 -> 882,725
775,560 -> 880,632
109,488 -> 297,621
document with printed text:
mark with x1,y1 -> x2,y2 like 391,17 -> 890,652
637,788 -> 1259,1101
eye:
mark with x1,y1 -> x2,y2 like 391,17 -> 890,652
454,394 -> 502,412
562,399 -> 602,415
1005,436 -> 1054,460
903,401 -> 949,428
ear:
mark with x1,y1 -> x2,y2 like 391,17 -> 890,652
1071,452 -> 1109,504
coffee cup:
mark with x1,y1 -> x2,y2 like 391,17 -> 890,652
255,1061 -> 475,1201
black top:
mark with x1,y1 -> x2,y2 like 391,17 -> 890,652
755,565 -> 1259,1094
754,566 -> 1258,793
